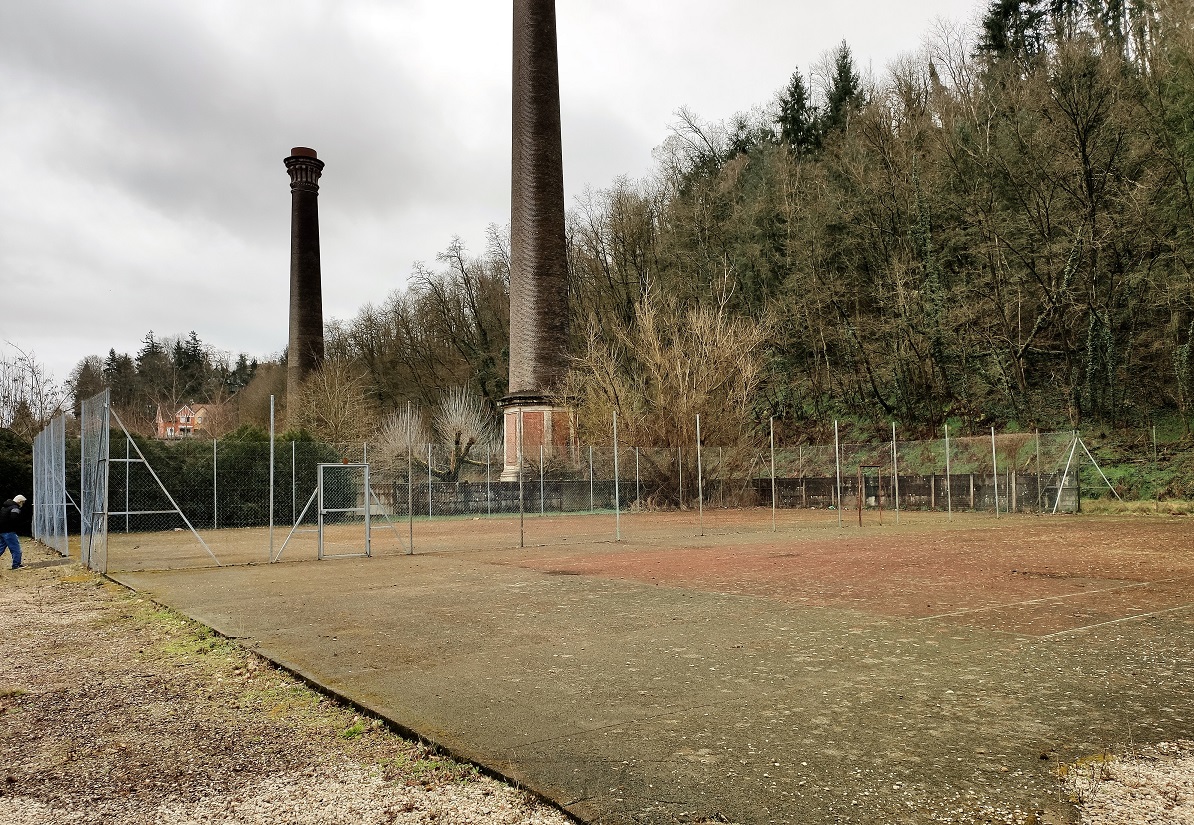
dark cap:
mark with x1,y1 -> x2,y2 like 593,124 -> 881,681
290,147 -> 318,158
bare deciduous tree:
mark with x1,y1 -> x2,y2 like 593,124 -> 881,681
372,406 -> 430,478
1,343 -> 66,439
564,282 -> 771,506
372,388 -> 499,482
433,386 -> 500,481
291,360 -> 376,445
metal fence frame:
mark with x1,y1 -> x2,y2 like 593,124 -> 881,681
74,407 -> 1137,573
80,390 -> 110,572
32,413 -> 69,556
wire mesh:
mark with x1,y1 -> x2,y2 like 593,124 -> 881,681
80,390 -> 110,572
317,463 -> 371,560
71,417 -> 1144,573
32,413 -> 69,556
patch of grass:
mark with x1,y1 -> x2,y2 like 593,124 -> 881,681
145,606 -> 192,630
0,687 -> 27,699
244,681 -> 325,717
140,603 -> 238,660
160,634 -> 230,657
340,717 -> 368,740
1082,498 -> 1194,516
377,745 -> 480,785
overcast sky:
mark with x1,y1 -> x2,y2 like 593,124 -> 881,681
1,0 -> 983,385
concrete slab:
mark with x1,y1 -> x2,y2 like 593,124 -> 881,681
112,527 -> 1194,824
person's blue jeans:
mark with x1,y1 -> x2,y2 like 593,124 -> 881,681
0,533 -> 21,568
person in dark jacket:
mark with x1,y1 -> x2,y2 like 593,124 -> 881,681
0,495 -> 25,570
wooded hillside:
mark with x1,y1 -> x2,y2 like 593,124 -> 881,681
325,0 -> 1194,441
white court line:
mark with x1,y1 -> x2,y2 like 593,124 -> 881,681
919,573 -> 1194,622
1034,603 -> 1194,640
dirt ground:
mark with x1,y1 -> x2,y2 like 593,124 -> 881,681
0,553 -> 572,825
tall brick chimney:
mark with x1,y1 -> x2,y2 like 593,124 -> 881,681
501,0 -> 575,479
284,147 -> 325,423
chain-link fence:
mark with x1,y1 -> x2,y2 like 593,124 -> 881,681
80,390 -> 110,572
76,389 -> 1151,574
32,413 -> 69,556
822,429 -> 1080,519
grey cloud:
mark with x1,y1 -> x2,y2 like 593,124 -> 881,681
0,0 -> 481,244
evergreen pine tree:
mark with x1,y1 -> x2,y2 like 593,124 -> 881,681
978,0 -> 1048,62
775,69 -> 819,156
822,41 -> 862,135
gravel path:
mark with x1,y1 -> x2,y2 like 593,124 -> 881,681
1063,741 -> 1194,825
0,556 -> 573,825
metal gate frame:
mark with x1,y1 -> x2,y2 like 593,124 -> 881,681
318,463 -> 371,560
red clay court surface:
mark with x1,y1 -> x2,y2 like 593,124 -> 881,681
493,510 -> 1194,639
107,509 -> 1194,640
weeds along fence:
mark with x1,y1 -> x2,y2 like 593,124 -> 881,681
68,392 -> 1136,573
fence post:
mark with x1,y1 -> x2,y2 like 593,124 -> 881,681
31,430 -> 38,543
124,433 -> 130,534
269,396 -> 275,560
102,397 -> 112,573
857,465 -> 863,528
892,423 -> 900,525
944,422 -> 953,522
1153,424 -> 1159,514
31,431 -> 37,543
969,474 -> 975,511
407,443 -> 414,554
834,420 -> 842,529
1075,430 -> 1082,513
589,445 -> 595,512
291,440 -> 297,526
635,447 -> 641,507
770,417 -> 776,532
486,451 -> 492,518
213,439 -> 218,530
539,444 -> 545,517
1036,430 -> 1042,514
428,444 -> 433,520
32,426 -> 38,541
518,411 -> 525,548
991,426 -> 1001,518
678,446 -> 683,508
696,414 -> 704,537
613,410 -> 621,541
1053,435 -> 1079,515
799,444 -> 806,509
